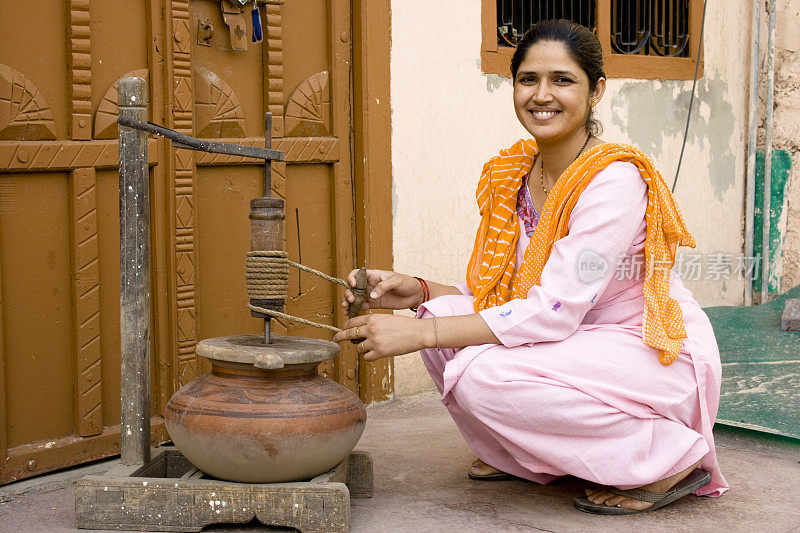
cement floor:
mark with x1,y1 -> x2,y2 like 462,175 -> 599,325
1,390 -> 799,533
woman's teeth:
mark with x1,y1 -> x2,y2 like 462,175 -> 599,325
532,110 -> 559,119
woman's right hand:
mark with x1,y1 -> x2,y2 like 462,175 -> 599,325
340,269 -> 423,313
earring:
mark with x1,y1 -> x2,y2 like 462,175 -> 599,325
591,99 -> 597,107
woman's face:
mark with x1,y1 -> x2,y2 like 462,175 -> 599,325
513,40 -> 605,144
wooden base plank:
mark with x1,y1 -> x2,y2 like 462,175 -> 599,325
75,448 -> 373,532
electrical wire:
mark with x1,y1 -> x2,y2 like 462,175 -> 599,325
672,0 -> 709,193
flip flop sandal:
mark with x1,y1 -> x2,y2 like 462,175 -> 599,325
467,460 -> 517,481
572,468 -> 712,515
468,470 -> 517,481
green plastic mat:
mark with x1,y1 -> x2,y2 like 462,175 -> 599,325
704,286 -> 800,440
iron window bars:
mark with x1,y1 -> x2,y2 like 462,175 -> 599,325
497,0 -> 690,57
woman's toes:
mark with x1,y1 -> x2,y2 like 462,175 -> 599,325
584,486 -> 657,510
470,460 -> 486,473
588,490 -> 613,504
469,458 -> 503,476
603,495 -> 626,507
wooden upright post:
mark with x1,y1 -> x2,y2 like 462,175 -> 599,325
118,77 -> 151,465
264,112 -> 272,196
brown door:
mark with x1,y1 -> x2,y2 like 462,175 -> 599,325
0,0 -> 366,485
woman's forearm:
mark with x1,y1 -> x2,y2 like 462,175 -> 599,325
420,313 -> 500,349
424,280 -> 464,300
334,305 -> 499,360
415,280 -> 498,348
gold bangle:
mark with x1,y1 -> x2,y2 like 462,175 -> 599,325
433,316 -> 440,351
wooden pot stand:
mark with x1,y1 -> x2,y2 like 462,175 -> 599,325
75,447 -> 373,533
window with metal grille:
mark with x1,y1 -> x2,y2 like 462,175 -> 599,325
611,0 -> 690,57
482,0 -> 702,79
497,1 -> 596,47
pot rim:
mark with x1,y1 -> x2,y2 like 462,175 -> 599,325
196,334 -> 339,369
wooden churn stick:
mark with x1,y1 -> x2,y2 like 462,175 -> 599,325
348,267 -> 368,344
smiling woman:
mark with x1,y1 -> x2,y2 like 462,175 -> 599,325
508,21 -> 607,201
334,18 -> 727,515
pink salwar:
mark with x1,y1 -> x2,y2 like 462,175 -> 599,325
418,162 -> 728,497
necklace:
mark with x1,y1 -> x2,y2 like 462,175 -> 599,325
538,134 -> 592,195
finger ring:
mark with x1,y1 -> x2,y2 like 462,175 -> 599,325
359,341 -> 367,351
354,327 -> 360,338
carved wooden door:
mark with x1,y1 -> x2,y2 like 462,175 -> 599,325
181,0 -> 359,393
0,0 -> 167,485
0,0 -> 359,485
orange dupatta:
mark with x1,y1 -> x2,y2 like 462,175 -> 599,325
466,139 -> 696,365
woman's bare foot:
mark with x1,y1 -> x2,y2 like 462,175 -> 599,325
584,459 -> 703,511
469,457 -> 505,477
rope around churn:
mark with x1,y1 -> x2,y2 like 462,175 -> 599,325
246,251 -> 363,334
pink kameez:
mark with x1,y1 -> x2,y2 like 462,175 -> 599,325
418,161 -> 728,496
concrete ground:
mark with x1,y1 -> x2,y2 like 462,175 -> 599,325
1,390 -> 799,533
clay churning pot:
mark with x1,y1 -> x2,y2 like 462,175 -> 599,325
165,334 -> 366,483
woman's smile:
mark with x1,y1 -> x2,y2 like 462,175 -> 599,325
529,108 -> 562,121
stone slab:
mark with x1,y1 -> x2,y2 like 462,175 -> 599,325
781,298 -> 800,331
75,447 -> 372,532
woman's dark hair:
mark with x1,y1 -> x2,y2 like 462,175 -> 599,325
510,19 -> 606,135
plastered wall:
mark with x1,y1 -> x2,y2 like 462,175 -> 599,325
764,0 -> 800,293
390,0 -> 752,396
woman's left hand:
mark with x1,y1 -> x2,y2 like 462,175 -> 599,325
332,314 -> 433,361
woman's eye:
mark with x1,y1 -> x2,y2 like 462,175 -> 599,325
555,77 -> 573,84
520,76 -> 536,84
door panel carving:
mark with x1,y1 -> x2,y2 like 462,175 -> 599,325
0,64 -> 57,141
69,167 -> 103,436
0,139 -> 157,172
284,71 -> 330,137
263,1 -> 284,137
192,137 -> 339,165
93,69 -> 150,140
194,67 -> 246,138
67,0 -> 92,140
169,0 -> 201,388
